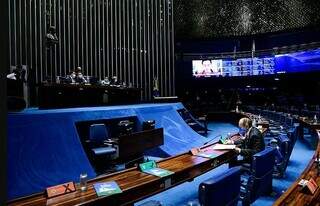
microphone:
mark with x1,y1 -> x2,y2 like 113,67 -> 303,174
203,134 -> 222,146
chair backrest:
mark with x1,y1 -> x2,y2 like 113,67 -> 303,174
199,167 -> 241,206
245,147 -> 275,203
277,134 -> 290,157
89,124 -> 108,142
252,146 -> 275,177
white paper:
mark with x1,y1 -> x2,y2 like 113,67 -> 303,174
212,144 -> 236,150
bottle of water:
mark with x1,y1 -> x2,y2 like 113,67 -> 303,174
79,173 -> 88,192
236,105 -> 239,113
314,115 -> 318,124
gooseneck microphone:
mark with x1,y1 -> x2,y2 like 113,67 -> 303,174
203,134 -> 223,146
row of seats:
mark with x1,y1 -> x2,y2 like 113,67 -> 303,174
248,109 -> 301,178
199,147 -> 276,206
140,110 -> 301,206
246,105 -> 320,120
199,111 -> 302,205
140,147 -> 277,206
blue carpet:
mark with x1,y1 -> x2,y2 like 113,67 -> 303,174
136,122 -> 315,206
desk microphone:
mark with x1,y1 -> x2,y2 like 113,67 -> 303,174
203,134 -> 222,146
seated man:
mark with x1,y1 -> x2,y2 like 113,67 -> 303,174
227,117 -> 265,168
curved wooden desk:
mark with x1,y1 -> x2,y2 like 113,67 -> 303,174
273,128 -> 320,206
8,142 -> 236,206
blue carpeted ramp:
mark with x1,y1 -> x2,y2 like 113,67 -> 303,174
135,104 -> 207,155
7,103 -> 207,200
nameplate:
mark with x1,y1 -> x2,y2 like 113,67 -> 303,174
46,182 -> 76,198
306,178 -> 318,194
298,178 -> 318,195
190,148 -> 201,155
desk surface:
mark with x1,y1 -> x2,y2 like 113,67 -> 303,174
8,142 -> 236,206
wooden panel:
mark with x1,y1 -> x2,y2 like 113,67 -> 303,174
7,141 -> 237,206
8,0 -> 175,101
118,128 -> 164,161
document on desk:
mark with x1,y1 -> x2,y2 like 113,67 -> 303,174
93,181 -> 122,197
143,168 -> 174,177
212,144 -> 236,150
191,147 -> 219,159
139,160 -> 174,178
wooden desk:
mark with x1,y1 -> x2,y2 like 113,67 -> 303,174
273,129 -> 320,206
8,142 -> 237,206
298,117 -> 320,130
39,83 -> 141,109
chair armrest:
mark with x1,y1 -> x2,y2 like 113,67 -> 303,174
103,138 -> 118,145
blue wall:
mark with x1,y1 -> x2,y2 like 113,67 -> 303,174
7,103 -> 206,200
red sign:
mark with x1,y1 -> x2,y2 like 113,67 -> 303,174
46,182 -> 76,198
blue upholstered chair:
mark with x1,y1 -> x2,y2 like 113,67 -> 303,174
240,147 -> 275,205
88,124 -> 117,157
198,167 -> 241,206
269,134 -> 291,178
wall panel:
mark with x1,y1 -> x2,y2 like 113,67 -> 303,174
9,0 -> 175,101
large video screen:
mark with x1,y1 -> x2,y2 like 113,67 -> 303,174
193,48 -> 320,78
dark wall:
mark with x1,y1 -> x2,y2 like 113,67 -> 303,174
176,29 -> 320,54
0,0 -> 9,203
9,0 -> 175,102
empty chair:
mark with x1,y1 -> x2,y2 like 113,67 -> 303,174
240,147 -> 275,205
198,167 -> 241,206
269,134 -> 291,178
87,123 -> 117,157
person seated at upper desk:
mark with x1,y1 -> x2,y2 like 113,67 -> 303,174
226,117 -> 265,169
69,67 -> 87,84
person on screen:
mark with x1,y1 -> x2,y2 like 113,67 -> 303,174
226,117 -> 265,168
201,60 -> 213,75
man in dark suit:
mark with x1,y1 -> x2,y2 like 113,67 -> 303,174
227,117 -> 265,168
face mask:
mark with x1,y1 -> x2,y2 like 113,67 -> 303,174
239,127 -> 247,136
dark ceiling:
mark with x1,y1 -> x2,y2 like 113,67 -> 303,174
174,0 -> 320,40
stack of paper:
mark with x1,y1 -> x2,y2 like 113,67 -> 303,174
191,147 -> 219,159
212,144 -> 236,150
